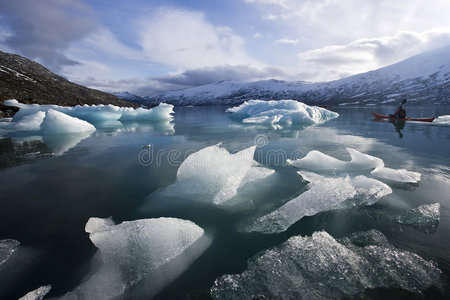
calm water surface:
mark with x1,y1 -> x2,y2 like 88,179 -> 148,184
0,105 -> 449,299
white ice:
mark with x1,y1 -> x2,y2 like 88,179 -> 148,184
211,230 -> 442,299
156,145 -> 275,206
288,148 -> 421,183
395,203 -> 440,233
62,217 -> 209,299
14,111 -> 45,132
40,109 -> 96,135
19,285 -> 51,300
433,115 -> 450,125
226,100 -> 339,125
244,171 -> 392,234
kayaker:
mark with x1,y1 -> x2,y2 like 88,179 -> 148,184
391,99 -> 407,119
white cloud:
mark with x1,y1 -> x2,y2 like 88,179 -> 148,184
138,8 -> 258,69
275,38 -> 299,45
295,28 -> 450,82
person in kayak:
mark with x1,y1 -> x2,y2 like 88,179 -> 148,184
391,99 -> 407,119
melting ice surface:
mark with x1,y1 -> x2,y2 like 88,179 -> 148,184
19,285 -> 51,300
395,203 -> 441,233
434,115 -> 450,125
226,100 -> 339,125
211,230 -> 442,299
0,239 -> 20,266
288,147 -> 421,183
150,144 -> 275,207
245,171 -> 392,234
62,217 -> 210,299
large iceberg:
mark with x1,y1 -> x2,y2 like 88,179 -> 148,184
40,109 -> 96,134
151,144 -> 275,207
226,100 -> 339,125
395,203 -> 440,233
62,217 -> 210,299
288,148 -> 421,184
211,230 -> 442,299
6,99 -> 174,123
244,171 -> 392,234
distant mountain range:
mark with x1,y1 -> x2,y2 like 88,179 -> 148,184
126,45 -> 449,106
0,50 -> 137,108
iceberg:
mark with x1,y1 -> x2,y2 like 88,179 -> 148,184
226,100 -> 339,125
154,144 -> 275,206
40,109 -> 96,135
288,148 -> 421,183
211,230 -> 442,299
434,115 -> 450,125
0,239 -> 20,266
14,111 -> 46,132
62,217 -> 210,299
19,285 -> 51,300
244,171 -> 392,234
395,203 -> 440,233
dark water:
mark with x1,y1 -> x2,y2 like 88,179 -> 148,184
0,106 -> 449,299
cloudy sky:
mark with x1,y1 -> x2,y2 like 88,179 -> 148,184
1,0 -> 450,95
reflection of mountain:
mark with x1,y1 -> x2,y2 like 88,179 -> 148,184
0,137 -> 51,168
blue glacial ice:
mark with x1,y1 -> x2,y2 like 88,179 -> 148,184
226,100 -> 339,125
150,144 -> 275,208
244,171 -> 392,234
211,230 -> 442,299
61,217 -> 210,299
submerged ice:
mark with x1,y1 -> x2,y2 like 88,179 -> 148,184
395,203 -> 440,233
153,144 -> 275,207
62,217 -> 209,299
288,147 -> 421,183
211,230 -> 442,299
245,171 -> 392,234
19,285 -> 51,300
0,239 -> 20,266
226,99 -> 339,125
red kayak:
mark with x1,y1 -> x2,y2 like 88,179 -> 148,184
371,112 -> 435,122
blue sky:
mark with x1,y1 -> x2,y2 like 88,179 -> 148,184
1,0 -> 450,95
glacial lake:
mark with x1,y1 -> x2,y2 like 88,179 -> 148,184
1,105 -> 450,299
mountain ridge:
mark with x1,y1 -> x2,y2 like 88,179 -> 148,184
0,50 -> 138,108
136,45 -> 450,106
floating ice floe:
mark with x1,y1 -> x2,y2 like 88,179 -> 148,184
3,99 -> 174,136
19,285 -> 51,300
288,147 -> 421,184
433,115 -> 450,125
226,100 -> 339,126
153,144 -> 275,207
0,239 -> 20,266
244,171 -> 392,234
62,217 -> 210,299
395,203 -> 440,233
211,230 -> 442,299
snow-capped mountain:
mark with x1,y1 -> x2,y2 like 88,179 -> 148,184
111,91 -> 145,103
141,45 -> 450,106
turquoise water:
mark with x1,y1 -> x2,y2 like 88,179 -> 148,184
0,105 -> 449,299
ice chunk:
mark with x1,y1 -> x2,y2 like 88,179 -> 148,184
6,100 -> 174,123
245,171 -> 392,234
0,239 -> 20,266
371,166 -> 421,183
395,203 -> 440,233
211,230 -> 441,299
287,147 -> 384,172
62,217 -> 209,299
14,111 -> 45,132
434,115 -> 450,125
40,109 -> 96,134
227,100 -> 339,125
158,145 -> 271,205
19,285 -> 51,300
